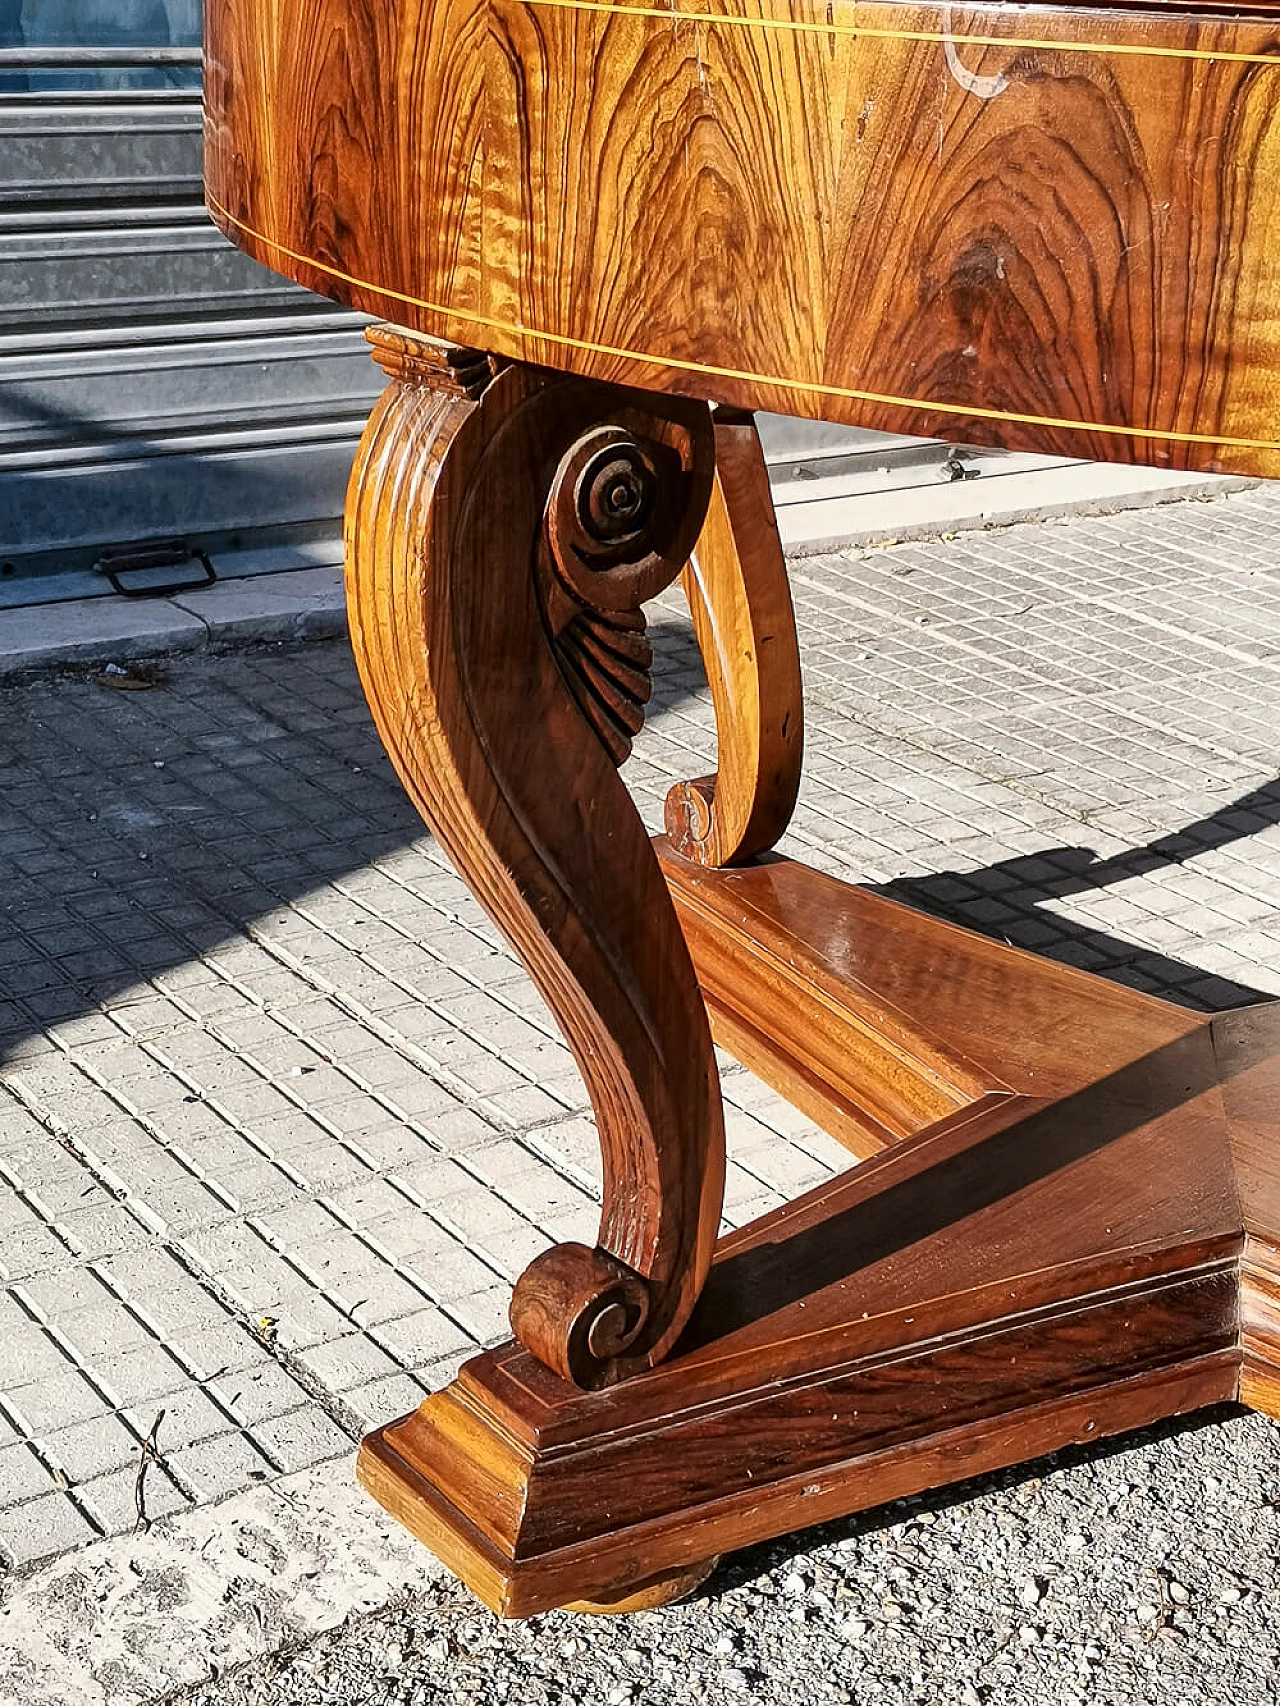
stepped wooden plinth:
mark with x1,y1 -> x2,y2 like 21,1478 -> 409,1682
359,857 -> 1280,1616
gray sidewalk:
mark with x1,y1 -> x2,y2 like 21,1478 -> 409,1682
3,484 -> 1280,1701
0,564 -> 348,680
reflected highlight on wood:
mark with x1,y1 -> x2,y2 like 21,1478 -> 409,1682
207,0 -> 1280,473
665,409 -> 803,867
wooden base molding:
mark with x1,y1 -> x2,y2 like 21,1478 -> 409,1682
562,1557 -> 722,1616
359,858 -> 1280,1617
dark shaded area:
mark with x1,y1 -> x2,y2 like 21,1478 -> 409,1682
0,641 -> 419,1058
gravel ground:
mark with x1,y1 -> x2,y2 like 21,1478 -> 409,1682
170,1406 -> 1279,1706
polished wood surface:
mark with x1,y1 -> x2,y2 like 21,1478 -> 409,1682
207,0 -> 1280,474
657,849 -> 1223,1147
663,410 -> 803,867
662,848 -> 1007,1153
359,868 -> 1274,1613
345,328 -> 725,1387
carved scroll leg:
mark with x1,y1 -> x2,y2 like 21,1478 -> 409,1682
344,325 -> 725,1389
664,407 -> 804,867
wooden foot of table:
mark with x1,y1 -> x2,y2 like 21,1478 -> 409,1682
343,326 -> 1278,1618
562,1556 -> 721,1616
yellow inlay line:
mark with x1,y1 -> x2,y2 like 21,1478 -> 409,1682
205,191 -> 1280,455
524,0 -> 1280,67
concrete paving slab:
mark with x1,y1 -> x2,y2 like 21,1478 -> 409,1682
0,1457 -> 442,1706
0,567 -> 345,682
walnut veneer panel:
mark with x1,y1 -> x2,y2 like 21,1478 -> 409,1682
205,0 -> 487,319
207,0 -> 1280,473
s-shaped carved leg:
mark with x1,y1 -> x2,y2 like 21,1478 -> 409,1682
344,326 -> 725,1390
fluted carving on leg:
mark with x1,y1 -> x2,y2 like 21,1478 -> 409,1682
345,325 -> 725,1388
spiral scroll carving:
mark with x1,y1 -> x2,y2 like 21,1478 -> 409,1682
537,420 -> 708,770
346,327 -> 726,1389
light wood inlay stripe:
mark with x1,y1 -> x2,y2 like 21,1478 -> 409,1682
205,190 -> 1280,456
523,0 -> 1280,68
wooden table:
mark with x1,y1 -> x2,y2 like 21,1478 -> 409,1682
205,0 -> 1280,1615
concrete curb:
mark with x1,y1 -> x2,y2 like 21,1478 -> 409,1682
0,568 -> 348,683
1,475 -> 1261,680
777,467 -> 1256,556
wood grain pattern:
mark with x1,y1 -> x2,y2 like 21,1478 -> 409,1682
208,0 -> 1280,473
358,930 -> 1247,1611
357,861 -> 1275,1615
664,410 -> 803,867
661,847 -> 1008,1153
205,0 -> 486,318
344,328 -> 725,1387
429,1276 -> 1237,1554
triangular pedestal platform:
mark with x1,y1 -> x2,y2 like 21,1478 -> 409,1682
360,854 -> 1280,1615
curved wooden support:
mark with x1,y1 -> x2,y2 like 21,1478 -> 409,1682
344,325 -> 725,1389
664,409 -> 804,868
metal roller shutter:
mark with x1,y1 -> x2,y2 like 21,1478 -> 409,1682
0,17 -> 384,605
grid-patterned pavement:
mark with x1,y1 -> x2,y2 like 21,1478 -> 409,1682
4,483 -> 1280,1571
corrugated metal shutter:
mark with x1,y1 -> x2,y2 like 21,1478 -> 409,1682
0,30 -> 384,603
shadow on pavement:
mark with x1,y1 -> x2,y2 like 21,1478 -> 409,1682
0,620 -> 1273,1073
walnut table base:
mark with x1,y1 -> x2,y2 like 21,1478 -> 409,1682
202,0 -> 1280,1609
321,320 -> 1280,1617
357,849 -> 1280,1615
